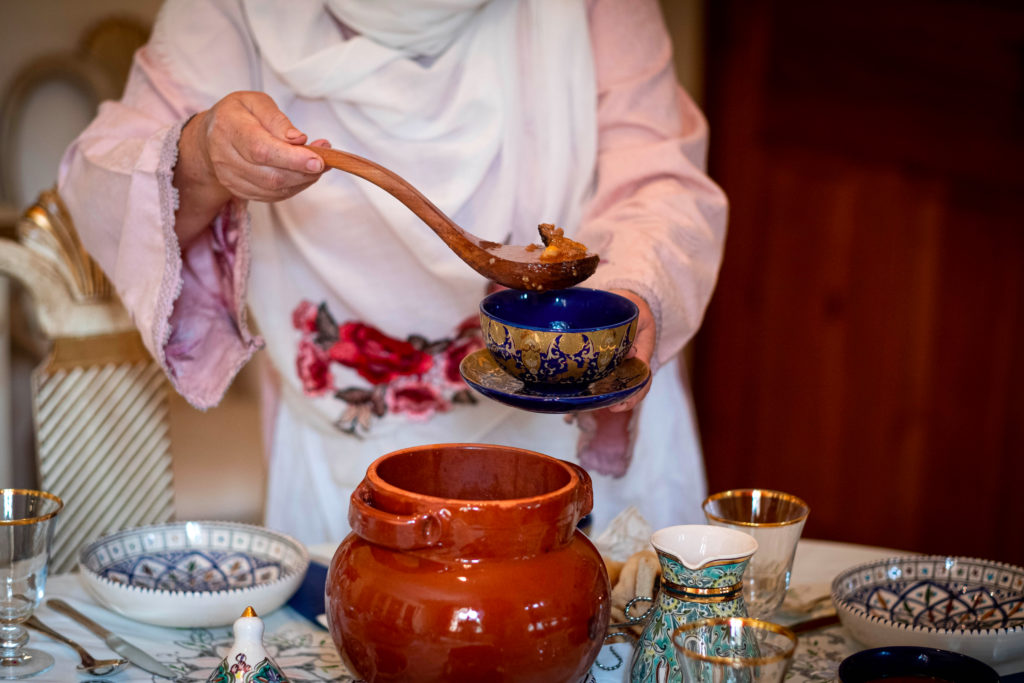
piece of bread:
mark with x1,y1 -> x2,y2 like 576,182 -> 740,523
604,558 -> 625,588
607,549 -> 659,637
632,550 -> 659,602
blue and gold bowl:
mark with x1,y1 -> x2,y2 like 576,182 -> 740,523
480,287 -> 638,388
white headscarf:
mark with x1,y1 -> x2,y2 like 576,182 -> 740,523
240,0 -> 596,252
326,0 -> 491,58
211,0 -> 597,432
150,0 -> 594,333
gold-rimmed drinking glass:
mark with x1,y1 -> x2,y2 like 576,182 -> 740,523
673,616 -> 797,682
0,490 -> 63,679
703,489 -> 809,619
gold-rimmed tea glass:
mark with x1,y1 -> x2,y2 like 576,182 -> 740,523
0,490 -> 63,679
673,616 -> 797,682
702,489 -> 809,619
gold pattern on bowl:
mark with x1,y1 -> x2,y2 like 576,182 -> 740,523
481,316 -> 637,386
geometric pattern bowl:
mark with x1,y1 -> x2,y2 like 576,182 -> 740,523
78,521 -> 309,628
831,555 -> 1024,666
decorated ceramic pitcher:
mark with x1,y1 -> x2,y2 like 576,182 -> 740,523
629,524 -> 758,682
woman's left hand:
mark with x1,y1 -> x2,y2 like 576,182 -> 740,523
571,288 -> 654,477
608,289 -> 655,412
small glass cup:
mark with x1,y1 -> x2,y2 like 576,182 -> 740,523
0,489 -> 63,679
673,616 -> 797,683
702,489 -> 809,619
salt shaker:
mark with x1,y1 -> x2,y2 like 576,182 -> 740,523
207,606 -> 289,682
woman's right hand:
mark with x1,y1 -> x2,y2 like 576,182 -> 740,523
173,91 -> 329,246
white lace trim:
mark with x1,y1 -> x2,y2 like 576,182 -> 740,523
154,121 -> 186,379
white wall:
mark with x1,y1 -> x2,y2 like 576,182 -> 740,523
0,0 -> 165,207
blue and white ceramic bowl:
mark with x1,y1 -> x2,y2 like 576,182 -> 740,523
78,521 -> 309,627
479,287 -> 638,387
831,555 -> 1024,666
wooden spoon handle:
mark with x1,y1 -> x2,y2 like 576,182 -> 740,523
307,146 -> 481,252
306,145 -> 600,291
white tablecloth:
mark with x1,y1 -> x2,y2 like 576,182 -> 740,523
23,539 -> 1024,681
26,572 -> 341,682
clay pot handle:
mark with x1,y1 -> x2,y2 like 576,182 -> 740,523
349,484 -> 445,550
566,462 -> 594,522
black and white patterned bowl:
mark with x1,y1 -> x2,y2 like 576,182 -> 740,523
831,555 -> 1024,666
78,521 -> 309,627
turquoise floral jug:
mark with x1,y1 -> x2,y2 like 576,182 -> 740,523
629,524 -> 758,682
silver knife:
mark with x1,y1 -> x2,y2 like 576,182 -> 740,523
46,598 -> 180,679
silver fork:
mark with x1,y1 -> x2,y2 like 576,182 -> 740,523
25,615 -> 129,677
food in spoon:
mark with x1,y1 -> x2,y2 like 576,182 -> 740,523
526,223 -> 591,263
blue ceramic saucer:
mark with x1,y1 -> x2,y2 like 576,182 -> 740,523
838,646 -> 999,682
459,349 -> 650,413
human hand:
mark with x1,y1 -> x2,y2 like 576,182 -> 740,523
570,289 -> 653,477
608,289 -> 655,412
174,91 -> 330,245
190,90 -> 329,200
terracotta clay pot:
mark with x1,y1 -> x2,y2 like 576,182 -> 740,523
325,443 -> 610,683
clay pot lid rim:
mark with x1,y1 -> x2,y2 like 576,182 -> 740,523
363,443 -> 582,507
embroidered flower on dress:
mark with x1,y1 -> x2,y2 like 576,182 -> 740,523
291,300 -> 480,435
329,322 -> 433,385
442,330 -> 485,388
296,339 -> 332,397
292,300 -> 319,333
386,378 -> 450,422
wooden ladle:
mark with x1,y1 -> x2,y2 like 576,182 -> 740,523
308,146 -> 599,291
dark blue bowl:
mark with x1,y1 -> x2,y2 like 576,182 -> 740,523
838,646 -> 999,682
479,288 -> 638,386
481,287 -> 638,330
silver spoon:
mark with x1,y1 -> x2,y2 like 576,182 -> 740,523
25,615 -> 129,676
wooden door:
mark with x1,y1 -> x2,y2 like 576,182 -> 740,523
694,0 -> 1024,564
